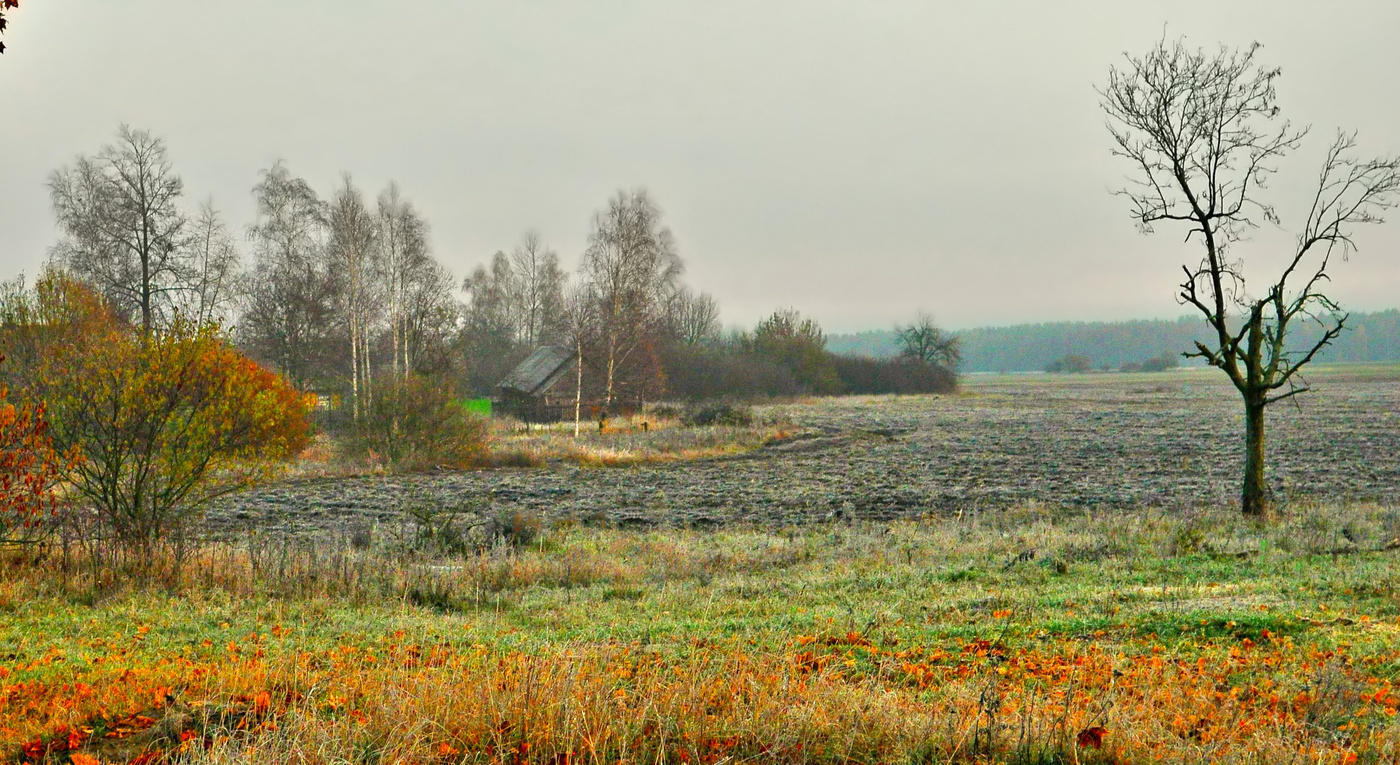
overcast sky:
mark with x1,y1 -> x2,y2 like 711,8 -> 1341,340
2,1 -> 1398,332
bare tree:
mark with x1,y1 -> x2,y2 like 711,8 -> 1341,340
579,189 -> 683,407
398,257 -> 459,376
49,125 -> 188,335
461,251 -> 518,341
326,176 -> 380,420
242,162 -> 335,388
1101,38 -> 1400,517
663,286 -> 721,346
509,230 -> 568,347
377,183 -> 440,379
896,313 -> 961,368
561,283 -> 596,437
181,199 -> 242,326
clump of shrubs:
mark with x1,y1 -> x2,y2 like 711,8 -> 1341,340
1120,352 -> 1181,373
682,402 -> 754,427
1045,354 -> 1093,374
351,375 -> 488,472
831,355 -> 956,395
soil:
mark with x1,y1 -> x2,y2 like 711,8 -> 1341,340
206,369 -> 1400,537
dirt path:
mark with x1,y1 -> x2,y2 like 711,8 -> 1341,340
207,370 -> 1400,537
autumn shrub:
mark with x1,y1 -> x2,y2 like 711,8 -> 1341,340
0,356 -> 72,544
350,374 -> 488,471
13,279 -> 311,548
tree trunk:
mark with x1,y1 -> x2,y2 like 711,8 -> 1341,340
349,316 -> 360,422
603,338 -> 617,410
574,337 -> 583,438
1242,393 -> 1271,518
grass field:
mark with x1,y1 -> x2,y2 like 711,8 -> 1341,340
4,502 -> 1400,763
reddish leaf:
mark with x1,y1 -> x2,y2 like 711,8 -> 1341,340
1077,725 -> 1107,749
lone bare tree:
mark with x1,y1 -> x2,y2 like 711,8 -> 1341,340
896,313 -> 961,368
49,125 -> 189,335
1101,39 -> 1400,517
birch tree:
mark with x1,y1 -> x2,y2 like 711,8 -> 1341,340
326,176 -> 380,419
579,189 -> 682,408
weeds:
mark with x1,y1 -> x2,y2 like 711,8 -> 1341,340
4,504 -> 1400,763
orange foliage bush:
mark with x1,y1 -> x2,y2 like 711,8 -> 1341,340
41,318 -> 310,544
0,356 -> 71,543
4,275 -> 311,545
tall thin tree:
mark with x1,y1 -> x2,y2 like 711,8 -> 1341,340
49,125 -> 188,335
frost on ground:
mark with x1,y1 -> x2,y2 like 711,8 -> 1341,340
208,368 -> 1400,537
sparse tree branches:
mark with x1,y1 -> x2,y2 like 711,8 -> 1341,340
326,176 -> 379,419
896,313 -> 961,369
579,189 -> 682,407
241,162 -> 336,388
1102,37 -> 1400,517
664,287 -> 721,346
377,184 -> 451,380
182,200 -> 242,326
509,230 -> 568,347
49,126 -> 190,335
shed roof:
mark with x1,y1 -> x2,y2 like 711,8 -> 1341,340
496,345 -> 576,397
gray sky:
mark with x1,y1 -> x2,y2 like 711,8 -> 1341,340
2,0 -> 1398,332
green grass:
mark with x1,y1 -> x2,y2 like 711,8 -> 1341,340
4,503 -> 1400,762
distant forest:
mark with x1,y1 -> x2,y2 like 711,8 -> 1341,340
829,310 -> 1400,373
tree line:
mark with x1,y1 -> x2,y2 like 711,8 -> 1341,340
0,125 -> 961,555
830,310 -> 1400,373
12,125 -> 960,421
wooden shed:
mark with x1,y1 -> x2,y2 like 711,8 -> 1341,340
494,345 -> 577,422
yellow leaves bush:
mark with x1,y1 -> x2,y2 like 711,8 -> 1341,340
11,276 -> 310,545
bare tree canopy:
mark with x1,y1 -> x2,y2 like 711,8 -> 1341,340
508,230 -> 568,348
377,185 -> 458,378
326,175 -> 379,419
663,286 -> 722,346
48,125 -> 189,335
579,189 -> 683,406
241,161 -> 336,388
1101,37 -> 1400,517
896,313 -> 961,368
181,199 -> 242,326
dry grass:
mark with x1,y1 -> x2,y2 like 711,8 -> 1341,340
4,505 -> 1400,763
278,412 -> 791,477
486,412 -> 791,467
